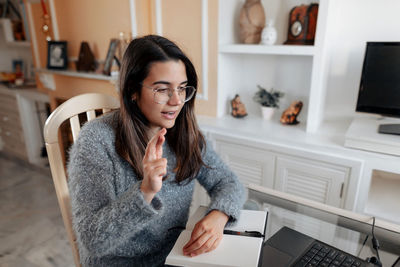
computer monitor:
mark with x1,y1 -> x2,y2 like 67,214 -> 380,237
356,42 -> 400,135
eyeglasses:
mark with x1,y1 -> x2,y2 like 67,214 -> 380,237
141,84 -> 196,104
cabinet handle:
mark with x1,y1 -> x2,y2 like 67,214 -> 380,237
3,116 -> 9,121
339,183 -> 344,198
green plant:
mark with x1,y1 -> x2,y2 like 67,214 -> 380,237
253,85 -> 284,108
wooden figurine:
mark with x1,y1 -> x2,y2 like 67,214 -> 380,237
231,94 -> 248,118
280,101 -> 303,125
76,42 -> 96,72
239,0 -> 265,44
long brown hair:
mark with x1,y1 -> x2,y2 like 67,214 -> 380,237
115,35 -> 206,183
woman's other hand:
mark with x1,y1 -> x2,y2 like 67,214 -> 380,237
182,210 -> 229,257
141,128 -> 167,203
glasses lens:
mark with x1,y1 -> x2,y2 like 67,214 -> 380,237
153,86 -> 196,104
184,86 -> 196,102
154,88 -> 169,104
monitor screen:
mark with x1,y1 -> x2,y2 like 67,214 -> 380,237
356,42 -> 400,117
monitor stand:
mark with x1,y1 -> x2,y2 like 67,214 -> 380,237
378,124 -> 400,135
344,117 -> 400,156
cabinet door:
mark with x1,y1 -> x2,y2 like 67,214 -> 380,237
275,155 -> 347,208
215,141 -> 275,188
0,91 -> 28,160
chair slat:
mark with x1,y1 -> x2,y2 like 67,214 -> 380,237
70,115 -> 81,140
102,108 -> 111,113
86,110 -> 96,121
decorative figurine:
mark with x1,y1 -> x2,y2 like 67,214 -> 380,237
239,0 -> 266,44
231,94 -> 248,118
76,42 -> 96,72
280,101 -> 303,125
261,19 -> 277,45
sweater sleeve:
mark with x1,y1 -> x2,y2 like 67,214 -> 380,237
67,121 -> 163,257
196,139 -> 246,226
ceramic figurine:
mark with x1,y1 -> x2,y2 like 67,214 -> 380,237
280,101 -> 303,125
231,94 -> 248,118
239,0 -> 266,44
261,19 -> 277,45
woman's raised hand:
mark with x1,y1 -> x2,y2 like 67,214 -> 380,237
140,128 -> 167,203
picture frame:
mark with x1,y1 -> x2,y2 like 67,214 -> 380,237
103,38 -> 119,75
12,59 -> 24,75
47,41 -> 68,70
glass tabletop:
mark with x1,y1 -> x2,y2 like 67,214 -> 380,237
246,184 -> 400,267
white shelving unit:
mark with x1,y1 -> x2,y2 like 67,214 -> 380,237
0,18 -> 30,46
217,0 -> 332,133
35,68 -> 118,91
0,18 -> 33,79
5,41 -> 31,47
206,0 -> 400,224
219,44 -> 315,56
35,68 -> 115,81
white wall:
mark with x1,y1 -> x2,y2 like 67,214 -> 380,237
323,0 -> 400,119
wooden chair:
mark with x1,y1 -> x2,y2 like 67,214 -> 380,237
43,93 -> 120,266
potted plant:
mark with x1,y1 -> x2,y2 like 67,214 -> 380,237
253,85 -> 284,120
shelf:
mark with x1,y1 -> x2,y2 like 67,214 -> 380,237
197,115 -> 344,152
6,41 -> 31,47
35,68 -> 117,81
219,44 -> 315,56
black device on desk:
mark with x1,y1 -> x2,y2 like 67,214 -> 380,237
259,227 -> 374,267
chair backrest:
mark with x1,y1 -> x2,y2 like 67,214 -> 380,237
43,93 -> 120,266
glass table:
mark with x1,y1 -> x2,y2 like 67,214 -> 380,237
246,184 -> 400,267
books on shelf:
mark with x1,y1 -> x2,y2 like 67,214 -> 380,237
166,206 -> 268,267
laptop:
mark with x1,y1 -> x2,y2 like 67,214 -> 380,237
259,226 -> 375,267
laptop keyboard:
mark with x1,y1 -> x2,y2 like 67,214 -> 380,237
293,241 -> 367,267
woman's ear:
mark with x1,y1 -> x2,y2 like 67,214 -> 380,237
131,93 -> 137,102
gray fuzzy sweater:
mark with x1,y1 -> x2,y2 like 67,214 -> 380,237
67,112 -> 246,266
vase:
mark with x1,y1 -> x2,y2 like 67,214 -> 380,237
239,0 -> 266,44
261,106 -> 275,120
261,19 -> 277,45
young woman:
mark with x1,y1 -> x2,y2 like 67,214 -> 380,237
67,35 -> 245,266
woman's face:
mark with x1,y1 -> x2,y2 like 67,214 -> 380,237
135,60 -> 188,135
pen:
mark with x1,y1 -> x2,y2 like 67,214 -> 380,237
223,230 -> 264,238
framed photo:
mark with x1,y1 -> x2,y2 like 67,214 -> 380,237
47,41 -> 68,70
103,39 -> 119,75
12,59 -> 24,75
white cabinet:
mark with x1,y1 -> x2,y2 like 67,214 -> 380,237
274,155 -> 347,207
191,137 -> 275,212
0,86 -> 49,167
197,132 -> 362,210
215,140 -> 275,188
0,90 -> 27,160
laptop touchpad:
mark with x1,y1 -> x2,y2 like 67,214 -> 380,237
259,245 -> 292,267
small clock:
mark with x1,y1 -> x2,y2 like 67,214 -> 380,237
290,20 -> 303,37
285,4 -> 318,45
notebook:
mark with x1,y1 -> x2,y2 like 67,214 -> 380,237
165,206 -> 268,267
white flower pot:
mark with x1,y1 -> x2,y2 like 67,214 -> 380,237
261,106 -> 275,120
